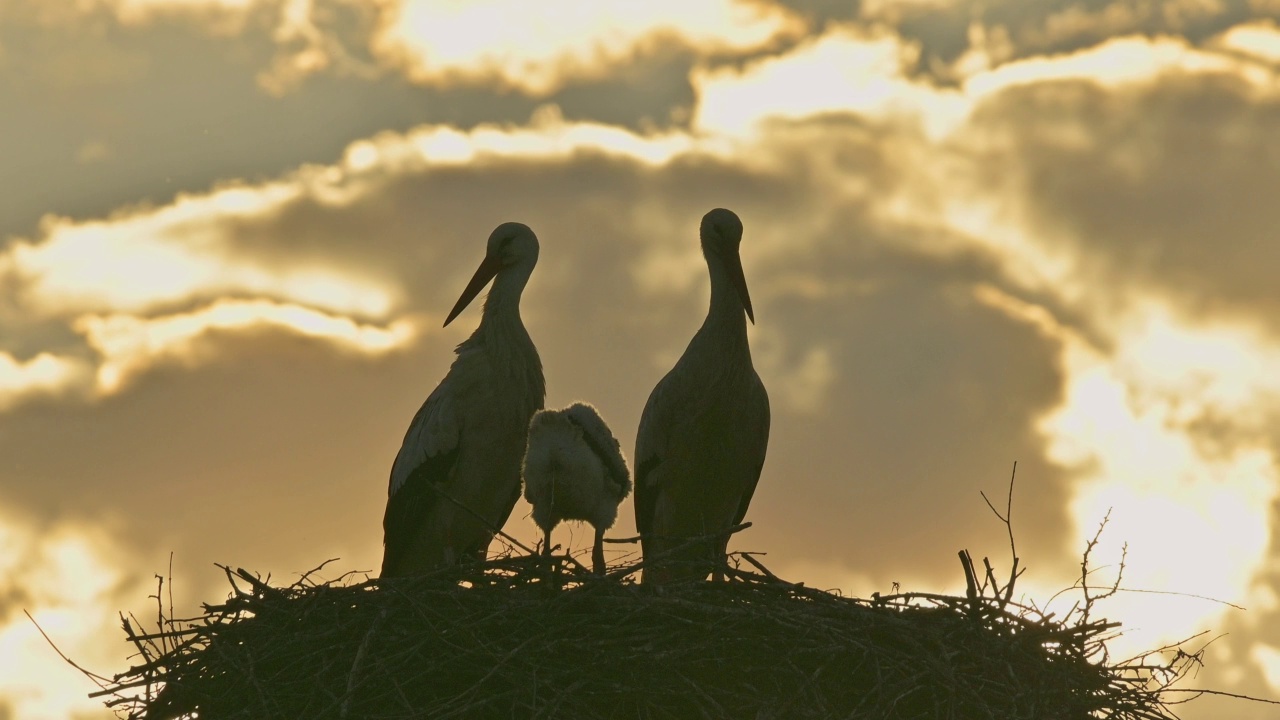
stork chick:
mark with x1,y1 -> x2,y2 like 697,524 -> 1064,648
522,402 -> 631,574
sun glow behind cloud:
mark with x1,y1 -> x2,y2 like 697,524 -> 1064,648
1036,308 -> 1280,659
693,28 -> 968,140
372,0 -> 805,94
0,514 -> 146,720
685,27 -> 1280,671
40,0 -> 806,95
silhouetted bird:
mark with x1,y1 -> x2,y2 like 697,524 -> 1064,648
523,402 -> 631,574
634,208 -> 770,584
381,223 -> 545,578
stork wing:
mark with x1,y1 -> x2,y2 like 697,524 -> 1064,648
634,368 -> 770,537
381,385 -> 460,575
633,373 -> 677,537
730,375 -> 770,527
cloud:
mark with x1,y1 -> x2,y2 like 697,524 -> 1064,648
691,22 -> 1280,144
956,49 -> 1280,334
369,0 -> 806,95
0,352 -> 88,410
2,0 -> 261,33
18,0 -> 807,97
0,101 -> 1079,592
0,156 -> 422,400
679,22 -> 1280,667
1252,643 -> 1280,693
7,18 -> 1276,583
845,0 -> 1280,87
1037,312 -> 1279,654
692,26 -> 968,139
0,512 -> 149,720
76,300 -> 417,394
4,179 -> 399,320
1220,17 -> 1280,59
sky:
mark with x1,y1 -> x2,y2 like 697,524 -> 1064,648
3,0 -> 1280,716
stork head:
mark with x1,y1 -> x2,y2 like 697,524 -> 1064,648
699,208 -> 755,323
487,221 -> 540,269
444,222 -> 540,326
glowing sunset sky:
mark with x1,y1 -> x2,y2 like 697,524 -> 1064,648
3,0 -> 1280,716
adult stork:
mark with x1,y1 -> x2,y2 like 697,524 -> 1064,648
380,222 -> 545,578
634,208 -> 770,584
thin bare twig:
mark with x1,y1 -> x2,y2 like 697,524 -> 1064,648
427,483 -> 540,558
25,610 -> 112,687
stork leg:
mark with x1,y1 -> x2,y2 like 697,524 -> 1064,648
712,534 -> 730,582
592,526 -> 606,575
542,527 -> 553,557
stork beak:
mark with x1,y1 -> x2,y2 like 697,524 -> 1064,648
725,248 -> 756,324
443,253 -> 502,327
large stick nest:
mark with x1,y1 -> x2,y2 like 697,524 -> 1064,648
95,548 -> 1197,720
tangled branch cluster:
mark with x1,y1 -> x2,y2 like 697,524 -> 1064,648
94,548 -> 1196,720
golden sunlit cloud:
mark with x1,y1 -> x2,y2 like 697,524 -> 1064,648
75,300 -> 417,394
0,352 -> 89,411
860,0 -> 960,16
1037,313 -> 1278,657
0,513 -> 146,720
371,0 -> 805,95
970,286 -> 1278,666
1216,19 -> 1280,64
35,0 -> 804,96
692,24 -> 1280,147
1252,643 -> 1280,693
964,33 -> 1275,94
693,27 -> 968,140
4,181 -> 397,320
345,107 -> 712,174
3,110 -> 724,408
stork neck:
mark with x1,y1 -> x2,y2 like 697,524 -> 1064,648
472,262 -> 543,397
698,252 -> 749,345
480,262 -> 533,325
